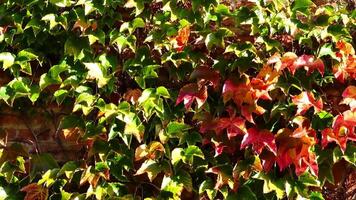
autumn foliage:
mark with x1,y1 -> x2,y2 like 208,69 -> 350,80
0,0 -> 355,200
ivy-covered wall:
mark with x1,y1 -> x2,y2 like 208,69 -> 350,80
0,0 -> 355,200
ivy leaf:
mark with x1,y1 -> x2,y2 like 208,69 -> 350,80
166,121 -> 191,138
171,145 -> 204,165
173,26 -> 190,52
240,128 -> 277,156
84,62 -> 109,88
276,128 -> 318,176
134,141 -> 165,161
311,111 -> 333,131
135,160 -> 169,182
0,52 -> 15,69
190,66 -> 221,88
215,116 -> 246,139
226,185 -> 257,200
161,170 -> 193,198
120,18 -> 145,34
176,83 -> 208,110
156,86 -> 170,98
321,110 -> 356,153
122,113 -> 145,143
20,183 -> 48,200
292,0 -> 313,11
49,0 -> 72,7
39,63 -> 68,90
341,85 -> 356,110
199,178 -> 217,199
292,91 -> 323,115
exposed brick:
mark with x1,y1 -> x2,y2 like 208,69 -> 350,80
1,103 -> 84,163
0,115 -> 27,129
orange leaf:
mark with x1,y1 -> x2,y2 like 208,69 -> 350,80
215,116 -> 246,139
174,26 -> 190,52
292,91 -> 323,115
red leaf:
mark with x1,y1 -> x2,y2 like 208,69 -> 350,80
195,112 -> 217,134
322,110 -> 356,152
190,66 -> 220,88
176,83 -> 207,110
240,127 -> 277,155
292,91 -> 323,115
268,52 -> 297,72
275,128 -> 318,176
341,85 -> 356,110
294,55 -> 325,75
21,183 -> 48,200
259,151 -> 276,172
215,116 -> 246,139
250,78 -> 272,100
268,53 -> 324,75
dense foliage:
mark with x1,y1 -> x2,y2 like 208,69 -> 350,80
0,0 -> 355,199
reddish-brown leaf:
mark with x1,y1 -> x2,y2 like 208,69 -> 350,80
240,127 -> 277,155
21,183 -> 48,200
190,66 -> 220,88
176,83 -> 207,110
259,150 -> 276,172
222,78 -> 253,105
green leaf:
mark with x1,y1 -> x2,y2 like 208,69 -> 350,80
318,43 -> 337,59
311,111 -> 333,131
88,30 -> 105,45
309,192 -> 325,200
57,161 -> 78,179
84,62 -> 109,88
30,153 -> 59,180
343,144 -> 356,165
166,122 -> 191,137
53,89 -> 68,104
184,145 -> 205,163
226,185 -> 257,200
0,52 -> 15,69
50,0 -> 72,7
60,115 -> 85,129
156,86 -> 170,98
293,0 -> 313,11
39,63 -> 68,90
17,49 -> 38,61
38,169 -> 59,187
298,172 -> 320,187
111,34 -> 136,53
42,14 -> 59,30
199,178 -> 217,199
